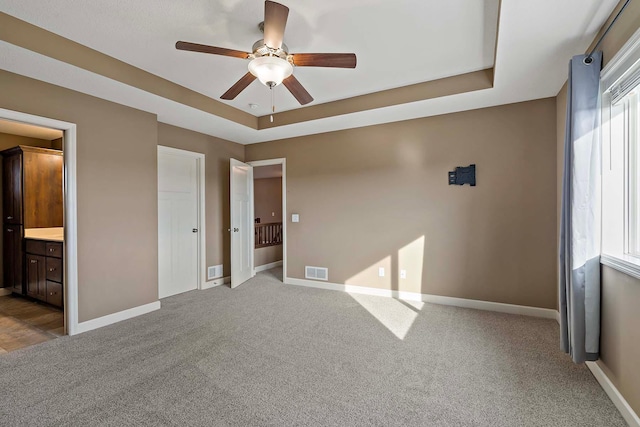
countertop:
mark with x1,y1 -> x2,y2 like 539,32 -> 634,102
24,227 -> 64,242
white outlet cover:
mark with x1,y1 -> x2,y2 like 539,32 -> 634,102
378,267 -> 385,277
292,214 -> 299,223
400,270 -> 407,279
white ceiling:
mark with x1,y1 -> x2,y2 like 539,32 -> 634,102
0,0 -> 620,144
0,118 -> 63,140
0,0 -> 499,117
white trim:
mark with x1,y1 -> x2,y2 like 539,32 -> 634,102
0,109 -> 79,336
284,277 -> 558,320
255,260 -> 283,273
75,301 -> 161,335
157,146 -> 207,291
586,361 -> 640,427
248,158 -> 287,281
601,26 -> 640,90
201,275 -> 231,290
601,253 -> 640,281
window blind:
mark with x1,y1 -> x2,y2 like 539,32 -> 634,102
610,60 -> 640,104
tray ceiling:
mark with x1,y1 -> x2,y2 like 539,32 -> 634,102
0,0 -> 622,144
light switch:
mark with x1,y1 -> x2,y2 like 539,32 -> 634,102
378,267 -> 385,277
271,212 -> 275,217
400,270 -> 407,279
292,214 -> 299,223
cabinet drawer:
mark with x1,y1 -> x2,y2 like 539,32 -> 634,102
25,239 -> 46,256
45,242 -> 63,258
46,257 -> 62,283
46,281 -> 63,308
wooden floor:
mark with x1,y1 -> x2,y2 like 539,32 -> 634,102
0,293 -> 64,353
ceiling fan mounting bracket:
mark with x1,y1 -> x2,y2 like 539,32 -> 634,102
251,39 -> 289,60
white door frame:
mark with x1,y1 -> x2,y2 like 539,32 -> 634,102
247,158 -> 287,280
0,108 -> 79,335
157,146 -> 206,291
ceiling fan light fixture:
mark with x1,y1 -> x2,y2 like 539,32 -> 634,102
248,56 -> 293,88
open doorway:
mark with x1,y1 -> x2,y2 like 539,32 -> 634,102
0,118 -> 66,353
250,159 -> 286,283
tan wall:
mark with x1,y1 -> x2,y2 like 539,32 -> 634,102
0,69 -> 159,322
555,0 -> 640,416
255,245 -> 283,267
254,177 -> 282,224
157,123 -> 244,277
247,98 -> 558,309
599,266 -> 640,414
0,133 -> 54,287
0,133 -> 53,150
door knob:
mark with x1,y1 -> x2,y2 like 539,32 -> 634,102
192,229 -> 198,233
234,228 -> 239,232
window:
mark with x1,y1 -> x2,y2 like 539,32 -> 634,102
630,92 -> 640,257
601,28 -> 640,277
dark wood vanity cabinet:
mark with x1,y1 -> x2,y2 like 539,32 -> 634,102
25,239 -> 63,308
1,146 -> 63,300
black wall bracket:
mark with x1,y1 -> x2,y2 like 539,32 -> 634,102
448,164 -> 476,186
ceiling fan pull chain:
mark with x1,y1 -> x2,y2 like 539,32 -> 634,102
270,85 -> 275,123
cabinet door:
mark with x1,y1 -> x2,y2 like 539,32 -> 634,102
23,151 -> 63,228
2,153 -> 23,224
46,281 -> 63,308
26,254 -> 46,300
3,225 -> 23,293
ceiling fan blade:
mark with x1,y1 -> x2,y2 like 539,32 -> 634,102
176,41 -> 250,59
290,53 -> 357,68
221,72 -> 257,100
263,1 -> 289,49
283,75 -> 313,105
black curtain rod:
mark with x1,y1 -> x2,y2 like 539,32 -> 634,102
585,0 -> 632,63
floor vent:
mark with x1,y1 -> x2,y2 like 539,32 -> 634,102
305,266 -> 328,281
208,265 -> 223,280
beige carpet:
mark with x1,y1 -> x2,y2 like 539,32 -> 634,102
0,268 -> 626,426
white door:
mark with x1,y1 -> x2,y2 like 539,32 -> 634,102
158,149 -> 199,298
230,159 -> 254,288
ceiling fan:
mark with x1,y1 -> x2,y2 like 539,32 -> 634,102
175,0 -> 357,106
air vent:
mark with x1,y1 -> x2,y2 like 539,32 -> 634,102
208,265 -> 223,280
305,266 -> 328,281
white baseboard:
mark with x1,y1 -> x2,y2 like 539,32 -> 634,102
201,276 -> 231,290
73,301 -> 161,335
0,288 -> 12,296
587,361 -> 640,427
284,277 -> 558,320
255,260 -> 283,273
